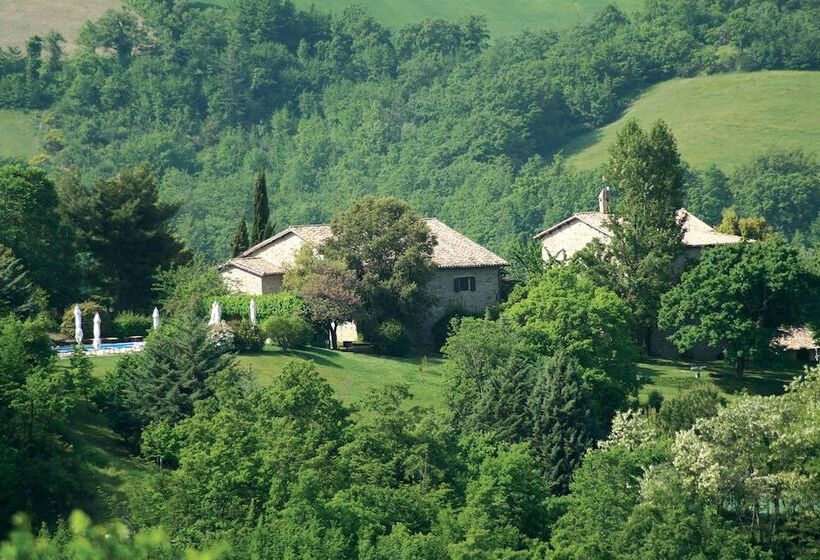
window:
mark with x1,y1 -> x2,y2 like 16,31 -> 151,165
454,276 -> 476,292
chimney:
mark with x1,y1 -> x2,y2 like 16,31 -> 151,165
598,186 -> 611,214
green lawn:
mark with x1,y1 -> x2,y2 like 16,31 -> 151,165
564,71 -> 820,172
199,0 -> 643,38
0,109 -> 40,160
637,358 -> 802,402
91,345 -> 445,407
90,345 -> 804,408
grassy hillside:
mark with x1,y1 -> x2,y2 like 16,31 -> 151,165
0,0 -> 641,51
0,110 -> 40,160
565,71 -> 820,171
0,0 -> 121,52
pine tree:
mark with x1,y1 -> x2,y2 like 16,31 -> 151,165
0,245 -> 38,317
230,215 -> 249,256
251,170 -> 273,244
527,353 -> 596,495
472,351 -> 536,443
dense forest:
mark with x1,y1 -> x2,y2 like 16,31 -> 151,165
1,0 -> 820,558
1,0 -> 819,258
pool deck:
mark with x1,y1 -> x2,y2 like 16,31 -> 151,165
55,341 -> 145,359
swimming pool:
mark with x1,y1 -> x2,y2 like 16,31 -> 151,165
55,341 -> 145,357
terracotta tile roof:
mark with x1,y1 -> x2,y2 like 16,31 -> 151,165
533,209 -> 742,248
220,257 -> 285,276
774,327 -> 819,351
425,218 -> 509,269
234,218 -> 507,275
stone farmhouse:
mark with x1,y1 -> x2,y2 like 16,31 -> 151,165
219,218 -> 508,343
534,187 -> 743,262
534,187 -> 743,359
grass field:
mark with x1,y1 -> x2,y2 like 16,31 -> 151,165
89,345 -> 804,407
90,345 -> 446,407
0,109 -> 40,160
1,0 -> 641,51
564,71 -> 820,172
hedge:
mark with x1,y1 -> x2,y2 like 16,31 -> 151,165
205,292 -> 306,323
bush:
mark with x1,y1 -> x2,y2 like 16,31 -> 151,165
431,307 -> 481,352
206,292 -> 306,323
207,322 -> 235,353
60,301 -> 111,339
261,315 -> 313,350
231,320 -> 265,352
113,311 -> 152,338
657,387 -> 724,433
374,319 -> 410,357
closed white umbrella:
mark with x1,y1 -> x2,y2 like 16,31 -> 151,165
73,305 -> 83,345
152,307 -> 160,330
249,299 -> 257,326
208,301 -> 221,326
92,313 -> 102,351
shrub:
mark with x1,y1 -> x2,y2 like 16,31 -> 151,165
113,311 -> 152,338
60,301 -> 111,339
261,315 -> 313,350
207,322 -> 235,353
374,319 -> 410,357
431,307 -> 481,352
206,292 -> 306,323
657,387 -> 724,433
231,320 -> 265,352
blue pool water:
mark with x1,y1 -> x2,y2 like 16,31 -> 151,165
55,341 -> 143,355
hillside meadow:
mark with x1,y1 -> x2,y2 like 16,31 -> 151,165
0,0 -> 643,50
0,109 -> 40,160
565,70 -> 820,171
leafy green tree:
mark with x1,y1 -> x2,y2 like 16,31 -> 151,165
659,238 -> 812,373
322,197 -> 436,330
657,387 -> 724,434
250,171 -> 273,244
616,468 -> 768,560
284,246 -> 362,349
78,8 -> 146,63
685,164 -> 731,225
716,208 -> 772,240
68,165 -> 184,310
503,266 -> 639,427
0,164 -> 78,309
0,510 -> 224,559
153,260 -> 227,317
597,119 -> 685,350
0,245 -> 39,317
229,215 -> 249,256
730,147 -> 820,238
527,353 -> 596,495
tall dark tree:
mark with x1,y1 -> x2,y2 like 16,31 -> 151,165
0,164 -> 78,309
595,119 -> 685,350
230,215 -> 249,256
0,245 -> 38,317
68,165 -> 183,310
471,351 -> 536,443
251,171 -> 273,245
527,353 -> 596,495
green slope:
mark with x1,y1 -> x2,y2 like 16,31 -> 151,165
201,0 -> 643,37
565,71 -> 820,171
0,110 -> 39,160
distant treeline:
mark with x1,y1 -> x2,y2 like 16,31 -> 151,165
0,0 -> 818,258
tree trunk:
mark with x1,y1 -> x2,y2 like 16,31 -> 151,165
329,323 -> 338,350
735,355 -> 746,376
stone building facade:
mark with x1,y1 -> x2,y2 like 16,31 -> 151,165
219,218 -> 507,344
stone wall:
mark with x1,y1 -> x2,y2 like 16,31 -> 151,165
222,266 -> 264,294
249,232 -> 305,266
541,220 -> 605,260
423,266 -> 502,329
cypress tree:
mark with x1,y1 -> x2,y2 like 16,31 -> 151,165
251,171 -> 273,244
527,353 -> 596,495
230,215 -> 249,256
472,351 -> 536,443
